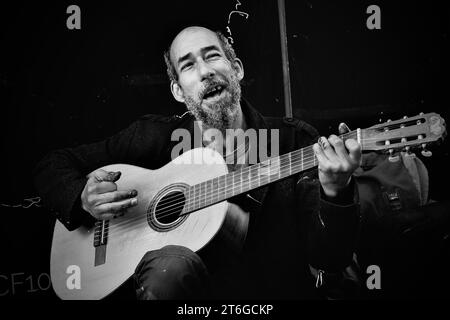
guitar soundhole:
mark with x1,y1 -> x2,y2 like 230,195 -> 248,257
155,191 -> 185,224
147,183 -> 189,232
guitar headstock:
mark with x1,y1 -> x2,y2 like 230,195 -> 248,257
361,112 -> 446,157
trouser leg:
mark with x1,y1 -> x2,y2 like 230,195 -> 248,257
134,245 -> 210,300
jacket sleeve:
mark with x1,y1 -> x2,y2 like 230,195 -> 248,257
292,118 -> 362,298
33,116 -> 170,231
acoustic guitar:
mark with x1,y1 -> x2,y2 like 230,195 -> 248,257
50,112 -> 446,299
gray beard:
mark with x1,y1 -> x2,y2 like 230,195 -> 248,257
184,73 -> 241,132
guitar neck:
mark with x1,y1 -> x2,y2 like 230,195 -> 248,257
183,129 -> 361,213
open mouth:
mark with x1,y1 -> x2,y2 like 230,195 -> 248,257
202,85 -> 225,101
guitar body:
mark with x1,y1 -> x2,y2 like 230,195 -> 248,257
50,148 -> 249,300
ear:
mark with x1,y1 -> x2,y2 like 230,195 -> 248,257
170,80 -> 185,103
232,58 -> 244,81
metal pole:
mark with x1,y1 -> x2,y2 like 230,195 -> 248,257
277,0 -> 293,118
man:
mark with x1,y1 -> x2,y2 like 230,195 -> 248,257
34,26 -> 362,299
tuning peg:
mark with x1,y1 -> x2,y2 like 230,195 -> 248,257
419,112 -> 424,116
421,144 -> 432,157
403,116 -> 408,119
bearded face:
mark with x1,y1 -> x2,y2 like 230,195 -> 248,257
184,68 -> 242,131
169,27 -> 244,130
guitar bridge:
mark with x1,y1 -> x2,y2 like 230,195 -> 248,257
93,220 -> 108,266
93,220 -> 109,247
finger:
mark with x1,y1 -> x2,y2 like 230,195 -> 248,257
313,142 -> 332,170
97,171 -> 121,183
328,135 -> 351,163
338,122 -> 351,135
345,139 -> 362,166
95,189 -> 138,206
318,136 -> 339,162
88,170 -> 121,183
88,181 -> 118,194
96,197 -> 138,215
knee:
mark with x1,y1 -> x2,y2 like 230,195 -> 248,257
134,245 -> 209,300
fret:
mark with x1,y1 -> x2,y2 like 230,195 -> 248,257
201,182 -> 205,208
230,171 -> 234,196
279,153 -> 289,179
217,175 -> 223,202
268,157 -> 280,182
241,168 -> 248,194
258,163 -> 261,187
197,183 -> 201,210
259,160 -> 270,186
206,181 -> 209,206
209,178 -> 213,205
197,182 -> 200,210
301,148 -> 304,172
193,183 -> 197,211
289,152 -> 292,176
276,157 -> 281,180
207,181 -> 210,206
213,177 -> 218,204
250,164 -> 259,190
225,174 -> 232,199
268,159 -> 273,182
222,175 -> 228,201
240,170 -> 243,194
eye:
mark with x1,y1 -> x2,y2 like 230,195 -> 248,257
180,62 -> 193,71
206,53 -> 221,60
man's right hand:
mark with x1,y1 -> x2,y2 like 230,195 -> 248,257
81,169 -> 138,220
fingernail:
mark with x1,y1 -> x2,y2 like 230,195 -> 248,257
110,171 -> 121,181
131,198 -> 138,206
339,122 -> 351,134
318,137 -> 326,148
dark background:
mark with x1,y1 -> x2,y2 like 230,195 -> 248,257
0,0 -> 449,299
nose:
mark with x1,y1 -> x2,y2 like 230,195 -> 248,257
197,59 -> 215,80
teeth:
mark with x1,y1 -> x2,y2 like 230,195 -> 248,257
205,85 -> 222,98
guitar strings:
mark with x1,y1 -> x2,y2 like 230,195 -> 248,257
113,131 -> 357,220
125,127 -> 418,224
112,126 -> 423,227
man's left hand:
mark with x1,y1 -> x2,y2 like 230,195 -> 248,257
313,135 -> 362,198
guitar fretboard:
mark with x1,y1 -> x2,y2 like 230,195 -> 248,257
183,130 -> 359,213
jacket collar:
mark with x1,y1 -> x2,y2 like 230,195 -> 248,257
240,97 -> 269,131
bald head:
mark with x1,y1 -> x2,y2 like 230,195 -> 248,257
169,26 -> 217,62
164,26 -> 238,82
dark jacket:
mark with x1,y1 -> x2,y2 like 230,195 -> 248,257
34,99 -> 360,299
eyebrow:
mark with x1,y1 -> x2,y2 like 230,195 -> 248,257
177,45 -> 221,68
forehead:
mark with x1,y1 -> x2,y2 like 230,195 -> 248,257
170,28 -> 223,64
